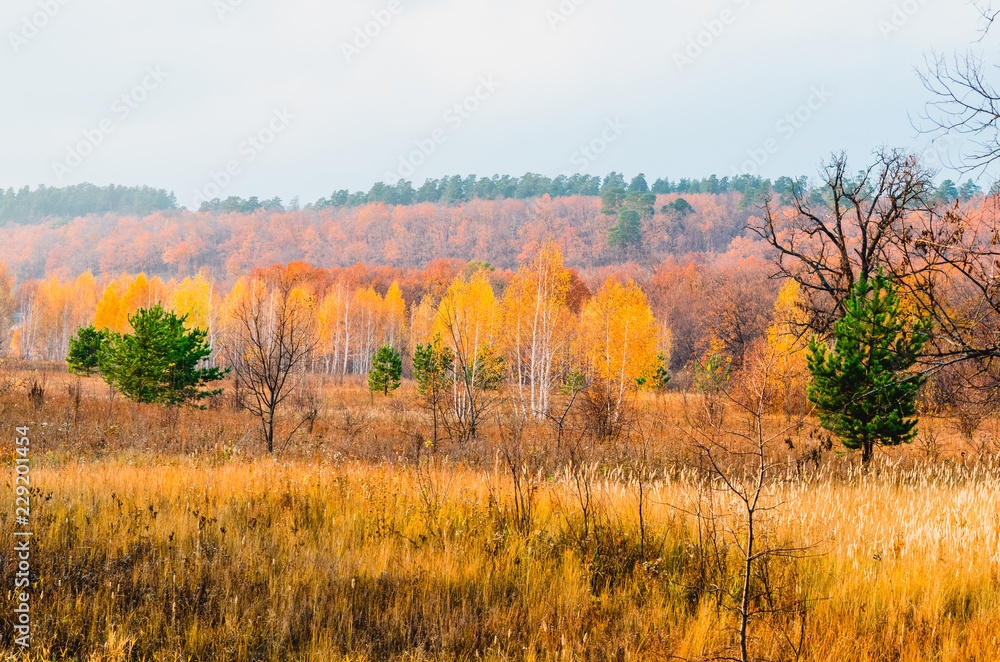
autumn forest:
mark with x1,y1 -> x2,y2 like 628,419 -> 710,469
9,0 -> 1000,657
0,186 -> 781,377
5,148 -> 1000,661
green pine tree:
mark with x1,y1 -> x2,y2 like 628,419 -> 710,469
98,305 -> 226,407
413,335 -> 455,448
806,270 -> 931,464
413,335 -> 454,396
637,352 -> 671,390
368,345 -> 402,396
608,209 -> 643,250
607,192 -> 655,251
67,325 -> 108,376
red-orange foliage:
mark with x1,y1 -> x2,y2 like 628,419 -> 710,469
0,194 -> 772,282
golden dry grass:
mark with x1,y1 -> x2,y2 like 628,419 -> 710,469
1,367 -> 999,661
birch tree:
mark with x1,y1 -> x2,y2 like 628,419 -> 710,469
501,240 -> 573,419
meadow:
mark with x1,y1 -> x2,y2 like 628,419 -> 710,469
2,366 -> 1000,661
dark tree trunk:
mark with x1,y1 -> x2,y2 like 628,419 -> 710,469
862,438 -> 873,465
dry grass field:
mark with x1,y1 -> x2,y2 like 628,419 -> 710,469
2,366 -> 1000,661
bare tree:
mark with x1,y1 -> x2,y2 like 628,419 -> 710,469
919,0 -> 1000,176
886,195 -> 1000,388
704,264 -> 780,370
544,370 -> 585,450
680,345 -> 810,662
901,3 -> 1000,379
749,147 -> 1000,378
225,274 -> 317,453
749,149 -> 933,336
920,50 -> 1000,173
493,408 -> 540,534
972,0 -> 1000,30
922,350 -> 1000,445
436,294 -> 504,442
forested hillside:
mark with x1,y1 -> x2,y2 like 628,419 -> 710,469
0,193 -> 762,281
5,172 -> 989,375
0,172 -> 766,223
2,173 -> 978,277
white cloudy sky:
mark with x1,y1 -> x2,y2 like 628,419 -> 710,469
0,0 -> 993,206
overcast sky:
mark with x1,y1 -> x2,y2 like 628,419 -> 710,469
0,0 -> 993,207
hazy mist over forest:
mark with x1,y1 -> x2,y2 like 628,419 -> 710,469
2,0 -> 993,205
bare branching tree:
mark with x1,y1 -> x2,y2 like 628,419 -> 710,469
751,149 -> 1000,412
436,296 -> 504,442
544,370 -> 585,450
917,2 -> 1000,173
493,408 -> 540,534
973,0 -> 1000,29
920,50 -> 1000,173
750,149 -> 933,336
225,275 -> 317,453
893,197 -> 1000,370
680,346 -> 810,662
902,4 -> 1000,393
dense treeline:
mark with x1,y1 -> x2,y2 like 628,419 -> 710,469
311,172 -> 991,209
205,172 -> 995,212
0,184 -> 177,224
309,172 -> 780,210
4,173 -> 779,222
3,173 -> 983,225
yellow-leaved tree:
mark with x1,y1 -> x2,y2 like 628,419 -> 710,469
353,287 -> 384,374
409,293 -> 437,350
71,271 -> 99,332
36,275 -> 70,360
0,262 -> 16,358
94,281 -> 127,333
579,277 -> 660,431
501,239 -> 574,419
121,273 -> 169,320
765,280 -> 810,418
434,269 -> 501,440
94,273 -> 170,334
383,282 -> 407,351
171,270 -> 221,366
316,285 -> 348,376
